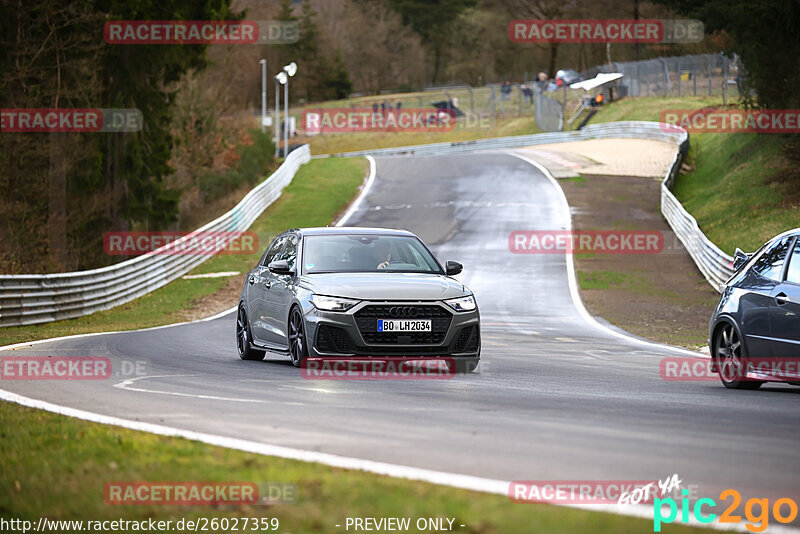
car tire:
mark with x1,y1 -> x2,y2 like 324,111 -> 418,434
713,322 -> 762,390
288,307 -> 308,368
236,304 -> 265,361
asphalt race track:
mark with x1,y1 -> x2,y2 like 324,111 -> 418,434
3,152 -> 799,518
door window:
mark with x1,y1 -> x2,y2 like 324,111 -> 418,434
752,237 -> 791,281
785,238 -> 800,284
261,235 -> 288,266
273,234 -> 298,271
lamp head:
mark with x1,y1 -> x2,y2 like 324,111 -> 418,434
283,62 -> 297,77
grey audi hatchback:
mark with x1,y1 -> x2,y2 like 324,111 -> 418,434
709,228 -> 800,389
236,227 -> 480,372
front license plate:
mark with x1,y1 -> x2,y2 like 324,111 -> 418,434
377,319 -> 432,332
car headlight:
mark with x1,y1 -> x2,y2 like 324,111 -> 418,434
310,294 -> 360,312
444,295 -> 476,312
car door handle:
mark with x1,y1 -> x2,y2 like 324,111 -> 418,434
775,293 -> 790,305
264,280 -> 272,289
248,276 -> 255,285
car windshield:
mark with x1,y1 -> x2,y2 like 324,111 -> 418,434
303,235 -> 442,274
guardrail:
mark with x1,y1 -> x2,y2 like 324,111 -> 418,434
0,145 -> 311,327
329,121 -> 734,291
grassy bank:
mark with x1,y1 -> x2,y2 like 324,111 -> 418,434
672,133 -> 799,253
587,95 -> 723,124
300,116 -> 540,155
0,157 -> 367,347
0,401 -> 710,534
587,95 -> 799,253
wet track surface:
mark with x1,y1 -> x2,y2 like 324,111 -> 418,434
3,152 -> 799,510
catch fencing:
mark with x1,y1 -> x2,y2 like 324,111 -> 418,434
535,90 -> 564,132
330,121 -> 733,291
335,54 -> 739,134
0,145 -> 311,327
584,53 -> 739,99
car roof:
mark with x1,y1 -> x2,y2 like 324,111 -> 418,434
291,227 -> 416,237
768,227 -> 800,244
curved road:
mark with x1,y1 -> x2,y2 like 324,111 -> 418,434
2,152 -> 799,518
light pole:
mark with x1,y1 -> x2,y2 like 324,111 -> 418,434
275,71 -> 287,159
259,59 -> 266,134
282,62 -> 297,158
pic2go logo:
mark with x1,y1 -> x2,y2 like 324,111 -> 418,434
654,489 -> 799,532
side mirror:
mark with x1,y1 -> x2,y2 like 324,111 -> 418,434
445,261 -> 463,276
732,248 -> 751,271
268,259 -> 294,275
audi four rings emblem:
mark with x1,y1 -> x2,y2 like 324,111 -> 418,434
389,306 -> 419,317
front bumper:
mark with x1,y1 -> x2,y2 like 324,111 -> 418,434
304,300 -> 480,359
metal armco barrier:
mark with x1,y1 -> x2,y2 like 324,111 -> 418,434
0,145 -> 311,327
330,121 -> 733,291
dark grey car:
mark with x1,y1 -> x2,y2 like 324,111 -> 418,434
236,227 -> 480,372
709,228 -> 800,388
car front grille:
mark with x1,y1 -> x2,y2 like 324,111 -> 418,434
354,304 -> 452,345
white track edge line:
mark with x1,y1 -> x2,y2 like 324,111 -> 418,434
505,151 -> 707,359
0,306 -> 237,353
335,155 -> 376,227
3,387 -> 793,533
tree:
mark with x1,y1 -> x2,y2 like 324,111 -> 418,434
652,0 -> 800,109
0,0 -> 105,271
94,0 -> 243,232
291,1 -> 353,102
0,0 -> 243,271
385,0 -> 476,83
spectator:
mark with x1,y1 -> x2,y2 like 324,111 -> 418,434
534,71 -> 548,91
500,80 -> 512,100
521,84 -> 533,104
396,101 -> 402,111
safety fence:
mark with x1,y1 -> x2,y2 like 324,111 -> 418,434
330,121 -> 734,291
0,145 -> 311,327
584,53 -> 739,100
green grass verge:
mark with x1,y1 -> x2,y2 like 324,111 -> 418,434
587,95 -> 725,124
577,270 -> 628,290
578,269 -> 686,301
672,133 -> 799,253
304,116 -> 541,155
0,401 -> 711,534
0,157 -> 368,347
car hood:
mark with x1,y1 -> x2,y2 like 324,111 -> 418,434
298,272 -> 469,301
